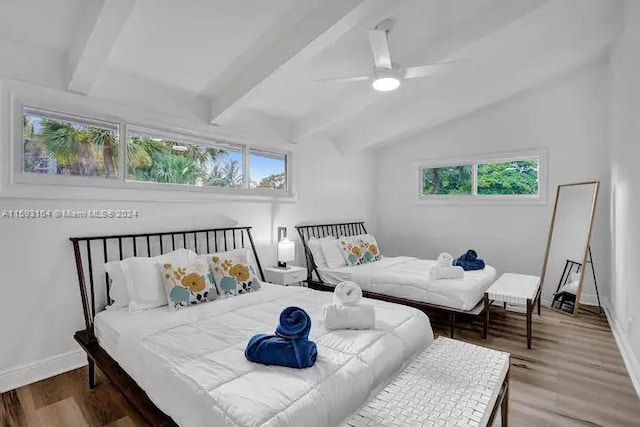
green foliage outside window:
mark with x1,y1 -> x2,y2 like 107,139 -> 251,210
23,114 -> 119,178
422,165 -> 472,195
421,159 -> 539,197
477,160 -> 538,195
257,172 -> 285,190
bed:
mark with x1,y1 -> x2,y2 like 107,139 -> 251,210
318,256 -> 497,311
296,222 -> 497,337
71,226 -> 434,426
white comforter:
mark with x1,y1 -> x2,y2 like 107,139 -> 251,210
320,257 -> 497,311
105,283 -> 433,427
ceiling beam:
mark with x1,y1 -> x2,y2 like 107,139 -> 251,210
205,0 -> 399,125
290,0 -> 551,142
66,0 -> 136,95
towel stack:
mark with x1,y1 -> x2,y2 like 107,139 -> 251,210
245,306 -> 317,369
429,253 -> 465,280
323,281 -> 375,330
454,249 -> 486,271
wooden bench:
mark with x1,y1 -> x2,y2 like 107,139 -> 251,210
344,337 -> 510,427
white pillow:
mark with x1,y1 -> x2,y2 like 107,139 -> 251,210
320,238 -> 347,269
308,236 -> 335,268
104,261 -> 129,310
121,248 -> 196,313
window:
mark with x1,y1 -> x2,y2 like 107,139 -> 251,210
422,165 -> 472,195
477,159 -> 539,196
419,152 -> 543,202
249,150 -> 287,190
23,107 -> 119,179
126,127 -> 243,188
19,106 -> 290,197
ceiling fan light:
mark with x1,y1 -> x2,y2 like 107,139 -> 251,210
372,76 -> 400,92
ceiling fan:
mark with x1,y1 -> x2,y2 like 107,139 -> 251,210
318,18 -> 467,92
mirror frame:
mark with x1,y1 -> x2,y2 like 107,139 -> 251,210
539,181 -> 600,317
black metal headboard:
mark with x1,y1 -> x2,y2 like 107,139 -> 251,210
295,222 -> 367,284
70,226 -> 264,340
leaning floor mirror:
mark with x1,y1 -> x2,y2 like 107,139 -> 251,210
540,181 -> 601,317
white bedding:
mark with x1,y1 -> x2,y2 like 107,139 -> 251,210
94,282 -> 433,427
318,256 -> 497,311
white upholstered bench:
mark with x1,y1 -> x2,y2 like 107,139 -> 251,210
484,273 -> 541,349
344,337 -> 510,427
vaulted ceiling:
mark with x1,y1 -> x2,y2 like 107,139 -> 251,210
0,0 -> 622,151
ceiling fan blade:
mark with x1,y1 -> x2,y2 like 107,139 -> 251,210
403,59 -> 469,79
315,75 -> 370,83
367,29 -> 392,70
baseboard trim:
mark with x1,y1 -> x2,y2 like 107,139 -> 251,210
603,300 -> 640,399
0,349 -> 87,393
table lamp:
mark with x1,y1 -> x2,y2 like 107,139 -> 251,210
277,227 -> 295,269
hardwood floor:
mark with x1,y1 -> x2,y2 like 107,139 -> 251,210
2,307 -> 639,426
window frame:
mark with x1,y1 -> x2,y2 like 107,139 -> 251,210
248,148 -> 288,191
9,98 -> 294,201
416,149 -> 547,205
124,125 -> 248,191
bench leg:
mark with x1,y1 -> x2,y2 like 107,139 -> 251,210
502,369 -> 509,427
449,312 -> 455,338
88,357 -> 96,389
526,298 -> 533,349
483,294 -> 489,339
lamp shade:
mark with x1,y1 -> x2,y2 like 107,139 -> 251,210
277,239 -> 295,263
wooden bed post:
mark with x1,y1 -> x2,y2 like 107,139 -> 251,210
72,239 -> 94,341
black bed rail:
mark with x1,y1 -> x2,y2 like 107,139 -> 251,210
71,226 -> 264,341
295,221 -> 367,283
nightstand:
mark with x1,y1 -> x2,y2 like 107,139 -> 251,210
264,266 -> 307,286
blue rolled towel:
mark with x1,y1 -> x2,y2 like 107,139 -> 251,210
244,334 -> 317,368
275,306 -> 311,340
454,250 -> 486,271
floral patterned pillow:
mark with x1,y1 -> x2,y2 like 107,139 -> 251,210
338,234 -> 383,266
338,237 -> 366,266
207,253 -> 261,298
353,234 -> 383,263
158,256 -> 218,310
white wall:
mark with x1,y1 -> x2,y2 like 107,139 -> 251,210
0,86 -> 372,391
373,60 -> 611,306
607,0 -> 640,394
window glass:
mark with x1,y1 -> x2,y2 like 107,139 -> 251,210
477,159 -> 539,196
250,151 -> 286,190
126,129 -> 243,188
421,165 -> 472,196
23,107 -> 119,178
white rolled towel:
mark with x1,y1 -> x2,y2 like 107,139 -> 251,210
436,252 -> 454,268
323,304 -> 376,330
429,266 -> 465,280
333,281 -> 363,305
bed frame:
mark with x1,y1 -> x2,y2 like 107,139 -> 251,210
71,226 -> 264,426
295,221 -> 490,339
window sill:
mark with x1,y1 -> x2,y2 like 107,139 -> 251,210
0,181 -> 297,204
416,196 -> 547,206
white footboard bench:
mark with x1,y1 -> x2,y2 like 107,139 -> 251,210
344,337 -> 510,427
